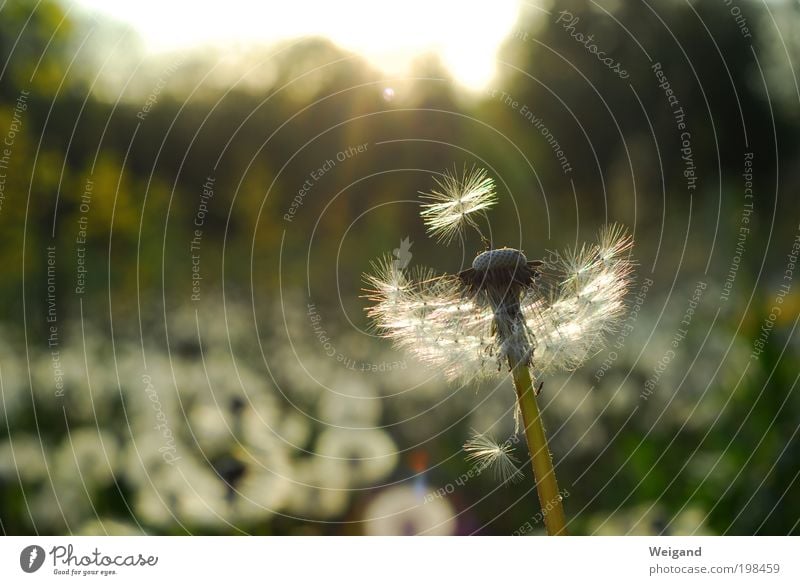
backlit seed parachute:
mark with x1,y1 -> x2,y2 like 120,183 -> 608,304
364,225 -> 633,381
463,431 -> 523,483
419,166 -> 497,244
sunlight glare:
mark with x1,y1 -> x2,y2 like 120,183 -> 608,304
72,0 -> 521,90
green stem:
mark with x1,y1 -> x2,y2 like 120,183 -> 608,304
510,359 -> 568,536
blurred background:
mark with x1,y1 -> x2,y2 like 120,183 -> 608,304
0,0 -> 799,535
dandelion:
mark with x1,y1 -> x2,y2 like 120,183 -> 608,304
419,166 -> 497,244
463,431 -> 523,483
364,167 -> 635,535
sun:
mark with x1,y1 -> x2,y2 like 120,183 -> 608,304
71,0 -> 521,91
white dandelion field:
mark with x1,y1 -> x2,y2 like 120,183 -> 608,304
0,0 -> 799,547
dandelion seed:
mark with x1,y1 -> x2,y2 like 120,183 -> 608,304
598,223 -> 633,265
463,432 -> 523,483
419,166 -> 497,244
363,254 -> 411,305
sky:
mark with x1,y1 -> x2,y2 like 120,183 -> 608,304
69,0 -> 523,90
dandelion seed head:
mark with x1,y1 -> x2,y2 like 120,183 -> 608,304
366,166 -> 633,381
365,226 -> 632,379
457,247 -> 543,368
460,248 -> 541,307
471,247 -> 528,272
419,166 -> 497,244
463,431 -> 523,483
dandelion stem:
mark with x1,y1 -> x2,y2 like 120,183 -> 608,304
509,359 -> 568,536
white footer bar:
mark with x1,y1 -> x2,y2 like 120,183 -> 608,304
1,536 -> 797,584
